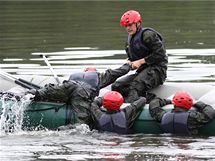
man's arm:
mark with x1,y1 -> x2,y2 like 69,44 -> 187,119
143,30 -> 167,65
122,97 -> 146,128
149,98 -> 172,122
89,97 -> 105,124
192,101 -> 215,123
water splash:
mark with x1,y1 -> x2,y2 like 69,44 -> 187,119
57,123 -> 92,135
0,93 -> 32,135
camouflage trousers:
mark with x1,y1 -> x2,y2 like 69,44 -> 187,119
111,66 -> 166,103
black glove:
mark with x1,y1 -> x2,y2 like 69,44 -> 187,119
25,89 -> 41,101
193,101 -> 205,110
165,99 -> 172,104
26,89 -> 37,95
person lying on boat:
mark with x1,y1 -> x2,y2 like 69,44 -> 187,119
149,91 -> 215,135
89,91 -> 146,134
28,63 -> 132,128
68,63 -> 131,93
111,10 -> 168,103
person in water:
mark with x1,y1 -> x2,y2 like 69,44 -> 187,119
149,91 -> 215,135
30,63 -> 132,129
90,91 -> 146,134
111,10 -> 168,103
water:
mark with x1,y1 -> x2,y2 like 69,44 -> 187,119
0,1 -> 215,161
1,130 -> 215,161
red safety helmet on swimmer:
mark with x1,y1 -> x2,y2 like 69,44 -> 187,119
172,91 -> 194,110
102,91 -> 124,111
120,10 -> 142,27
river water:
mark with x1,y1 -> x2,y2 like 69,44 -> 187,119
0,1 -> 215,161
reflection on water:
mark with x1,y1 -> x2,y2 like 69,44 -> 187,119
1,48 -> 215,84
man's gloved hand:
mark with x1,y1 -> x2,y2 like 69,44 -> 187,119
165,99 -> 172,104
26,89 -> 37,95
24,89 -> 38,101
23,93 -> 35,100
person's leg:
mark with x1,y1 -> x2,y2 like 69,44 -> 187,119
71,94 -> 93,126
126,67 -> 162,102
111,74 -> 136,97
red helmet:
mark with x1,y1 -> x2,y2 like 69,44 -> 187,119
102,91 -> 124,111
172,91 -> 194,110
120,10 -> 142,27
84,67 -> 97,72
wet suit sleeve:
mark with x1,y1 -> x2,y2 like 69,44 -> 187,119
142,30 -> 167,65
34,80 -> 79,102
191,101 -> 215,124
89,97 -> 105,129
99,63 -> 131,89
90,97 -> 103,117
149,98 -> 172,123
122,97 -> 146,128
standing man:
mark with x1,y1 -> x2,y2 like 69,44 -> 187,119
112,10 -> 168,103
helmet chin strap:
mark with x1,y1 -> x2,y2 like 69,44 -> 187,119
136,22 -> 141,31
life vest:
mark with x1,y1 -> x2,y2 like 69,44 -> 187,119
126,27 -> 163,61
69,72 -> 100,97
98,111 -> 129,134
161,112 -> 190,135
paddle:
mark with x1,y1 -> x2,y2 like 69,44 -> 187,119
40,54 -> 61,84
0,69 -> 41,90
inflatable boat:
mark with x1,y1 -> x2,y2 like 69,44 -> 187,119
1,73 -> 214,135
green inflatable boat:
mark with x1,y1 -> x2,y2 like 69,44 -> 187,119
1,82 -> 215,135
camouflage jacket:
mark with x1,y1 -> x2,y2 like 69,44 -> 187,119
126,27 -> 168,71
